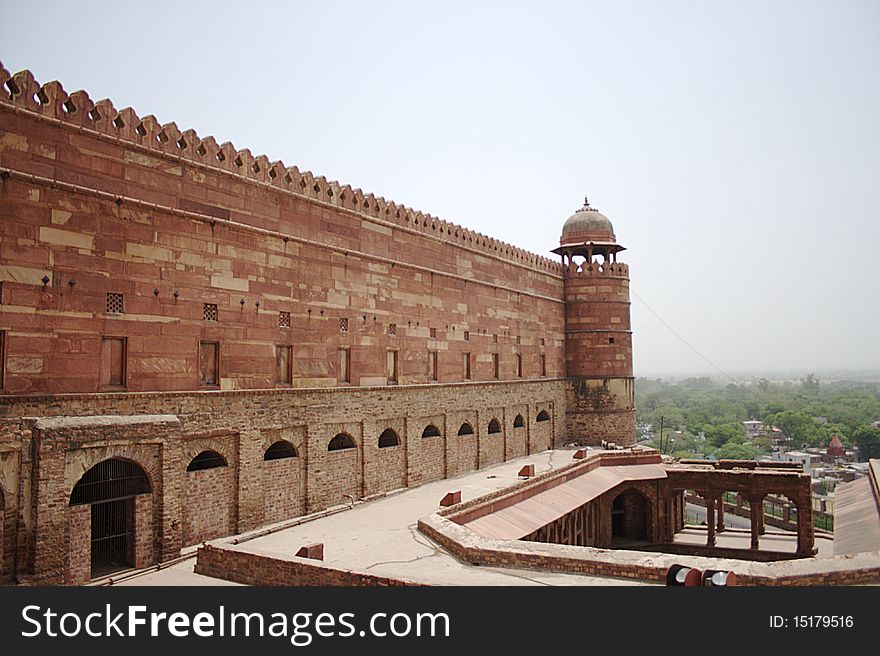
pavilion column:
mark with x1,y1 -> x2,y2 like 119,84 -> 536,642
757,496 -> 766,535
716,494 -> 725,532
680,491 -> 686,530
749,495 -> 763,550
704,492 -> 716,547
795,492 -> 815,557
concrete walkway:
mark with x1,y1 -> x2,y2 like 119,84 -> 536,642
120,447 -> 652,586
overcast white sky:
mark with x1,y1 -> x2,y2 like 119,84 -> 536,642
4,0 -> 879,377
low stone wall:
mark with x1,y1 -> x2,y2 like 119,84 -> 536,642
194,544 -> 422,586
418,512 -> 880,586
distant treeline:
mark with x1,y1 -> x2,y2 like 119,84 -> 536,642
635,375 -> 880,461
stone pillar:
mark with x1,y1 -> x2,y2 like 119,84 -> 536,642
795,493 -> 815,557
716,494 -> 725,533
783,504 -> 791,523
133,494 -> 155,569
705,493 -> 716,547
757,496 -> 766,535
67,505 -> 91,584
749,495 -> 762,550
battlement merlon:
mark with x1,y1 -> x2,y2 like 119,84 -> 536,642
0,63 -> 562,276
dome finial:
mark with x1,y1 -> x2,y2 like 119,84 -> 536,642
584,194 -> 589,207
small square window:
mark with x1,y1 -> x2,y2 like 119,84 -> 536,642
279,311 -> 291,328
516,335 -> 521,344
203,303 -> 218,321
340,317 -> 349,333
429,327 -> 437,339
609,337 -> 615,344
541,338 -> 546,346
388,323 -> 397,336
493,334 -> 498,343
106,292 -> 124,314
463,330 -> 469,341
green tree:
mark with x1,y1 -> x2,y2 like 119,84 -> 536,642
766,410 -> 820,447
852,426 -> 880,461
716,442 -> 759,459
704,423 -> 745,449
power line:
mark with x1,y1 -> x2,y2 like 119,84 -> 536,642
630,286 -> 734,381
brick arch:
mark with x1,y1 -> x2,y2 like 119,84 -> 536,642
69,457 -> 152,505
311,426 -> 363,511
64,455 -> 158,584
456,421 -> 479,472
182,437 -> 237,547
182,438 -> 234,469
261,438 -> 305,525
263,440 -> 298,460
65,446 -> 159,501
259,430 -> 305,457
532,408 -> 553,452
378,428 -> 400,448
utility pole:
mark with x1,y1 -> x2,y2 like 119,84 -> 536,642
659,416 -> 665,454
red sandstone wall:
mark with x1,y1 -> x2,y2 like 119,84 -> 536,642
563,267 -> 632,378
0,66 -> 565,396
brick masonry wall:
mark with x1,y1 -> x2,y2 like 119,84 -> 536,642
565,378 -> 636,446
134,493 -> 155,569
183,466 -> 235,546
261,457 -> 305,525
194,544 -> 421,586
0,380 -> 565,584
66,504 -> 89,584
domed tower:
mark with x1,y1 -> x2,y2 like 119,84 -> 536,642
552,197 -> 636,446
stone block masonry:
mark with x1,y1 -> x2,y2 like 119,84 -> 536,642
0,62 -> 637,584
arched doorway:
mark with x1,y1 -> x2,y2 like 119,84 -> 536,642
69,458 -> 151,579
610,489 -> 650,546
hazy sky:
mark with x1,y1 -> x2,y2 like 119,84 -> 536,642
4,1 -> 879,376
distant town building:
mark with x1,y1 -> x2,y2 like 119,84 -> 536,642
743,420 -> 764,438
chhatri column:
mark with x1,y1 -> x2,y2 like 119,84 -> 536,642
716,493 -> 725,533
704,493 -> 716,547
757,495 -> 766,535
749,495 -> 763,550
795,493 -> 816,557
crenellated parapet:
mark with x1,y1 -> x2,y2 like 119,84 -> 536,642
0,63 -> 562,275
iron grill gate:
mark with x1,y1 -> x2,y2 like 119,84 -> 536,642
91,498 -> 134,578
